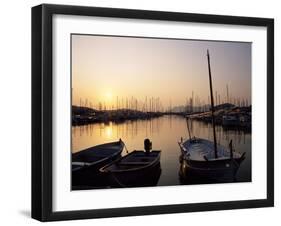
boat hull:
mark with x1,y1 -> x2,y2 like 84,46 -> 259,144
178,139 -> 245,182
180,157 -> 243,183
72,140 -> 124,186
106,162 -> 161,188
72,153 -> 121,186
100,151 -> 162,188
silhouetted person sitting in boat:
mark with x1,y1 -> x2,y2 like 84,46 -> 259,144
144,138 -> 152,155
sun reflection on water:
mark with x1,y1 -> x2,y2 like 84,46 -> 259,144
104,124 -> 113,139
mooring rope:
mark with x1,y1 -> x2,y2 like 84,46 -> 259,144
123,143 -> 130,153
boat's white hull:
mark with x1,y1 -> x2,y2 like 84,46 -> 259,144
178,138 -> 245,182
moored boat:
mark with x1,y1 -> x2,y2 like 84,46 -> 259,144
72,140 -> 124,185
178,138 -> 245,181
100,139 -> 161,187
222,115 -> 240,126
179,50 -> 246,182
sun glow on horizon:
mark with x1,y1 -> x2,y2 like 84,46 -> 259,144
105,91 -> 113,101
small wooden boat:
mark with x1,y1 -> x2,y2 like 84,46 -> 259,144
179,50 -> 245,182
72,140 -> 124,185
100,144 -> 161,187
179,138 -> 245,181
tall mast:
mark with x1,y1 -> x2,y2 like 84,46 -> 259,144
207,50 -> 218,158
226,84 -> 229,103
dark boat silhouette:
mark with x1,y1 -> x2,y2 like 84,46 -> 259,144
72,140 -> 124,185
100,143 -> 161,188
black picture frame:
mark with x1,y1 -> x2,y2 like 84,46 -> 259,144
32,4 -> 274,222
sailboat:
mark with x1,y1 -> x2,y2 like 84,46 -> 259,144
178,50 -> 246,181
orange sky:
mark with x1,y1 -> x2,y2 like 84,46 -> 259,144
72,34 -> 251,109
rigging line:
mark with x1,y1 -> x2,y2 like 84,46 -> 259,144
123,143 -> 129,153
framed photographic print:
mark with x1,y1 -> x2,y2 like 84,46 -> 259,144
32,4 -> 274,221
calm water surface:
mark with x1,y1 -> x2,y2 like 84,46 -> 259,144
72,115 -> 251,186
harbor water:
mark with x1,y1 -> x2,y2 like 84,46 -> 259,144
72,115 -> 251,187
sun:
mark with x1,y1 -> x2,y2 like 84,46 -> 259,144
105,91 -> 113,100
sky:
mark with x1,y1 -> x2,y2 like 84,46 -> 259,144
72,34 -> 251,110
